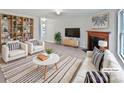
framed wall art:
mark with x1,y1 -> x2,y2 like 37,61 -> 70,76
92,13 -> 109,29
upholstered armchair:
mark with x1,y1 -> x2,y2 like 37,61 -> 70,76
25,39 -> 45,54
2,40 -> 28,63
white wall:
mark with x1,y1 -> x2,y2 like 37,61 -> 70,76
44,16 -> 91,48
44,10 -> 117,52
50,9 -> 118,55
0,10 -> 40,40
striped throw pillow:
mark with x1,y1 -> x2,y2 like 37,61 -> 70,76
84,71 -> 110,83
93,47 -> 101,55
92,51 -> 104,71
8,42 -> 21,51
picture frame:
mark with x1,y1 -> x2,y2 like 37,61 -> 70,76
92,13 -> 109,29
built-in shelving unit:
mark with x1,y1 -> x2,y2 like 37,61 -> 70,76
0,14 -> 34,52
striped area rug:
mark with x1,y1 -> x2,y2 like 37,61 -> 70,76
0,52 -> 82,83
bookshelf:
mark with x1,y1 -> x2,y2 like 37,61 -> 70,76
0,14 -> 34,52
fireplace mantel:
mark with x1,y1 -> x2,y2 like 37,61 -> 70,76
87,31 -> 111,50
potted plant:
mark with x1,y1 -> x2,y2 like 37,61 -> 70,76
45,48 -> 53,57
54,32 -> 62,44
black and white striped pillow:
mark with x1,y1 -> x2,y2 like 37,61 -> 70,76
84,71 -> 110,83
92,51 -> 104,71
8,42 -> 21,51
93,47 -> 101,55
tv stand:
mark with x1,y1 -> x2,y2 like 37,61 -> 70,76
63,38 -> 79,47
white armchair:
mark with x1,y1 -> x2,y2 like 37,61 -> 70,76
26,39 -> 45,54
2,40 -> 28,63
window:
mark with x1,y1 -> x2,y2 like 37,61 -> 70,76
118,10 -> 124,60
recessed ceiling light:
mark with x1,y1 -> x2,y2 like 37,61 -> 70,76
55,9 -> 62,15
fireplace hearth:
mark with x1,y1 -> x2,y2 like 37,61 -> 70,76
87,31 -> 110,50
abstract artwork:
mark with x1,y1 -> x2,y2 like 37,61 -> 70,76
92,13 -> 109,29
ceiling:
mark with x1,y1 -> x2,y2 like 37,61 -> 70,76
1,9 -> 104,18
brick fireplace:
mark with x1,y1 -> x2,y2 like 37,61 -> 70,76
87,31 -> 111,50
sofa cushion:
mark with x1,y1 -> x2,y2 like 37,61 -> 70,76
102,50 -> 124,82
110,69 -> 124,83
92,51 -> 104,71
7,42 -> 21,51
72,57 -> 97,83
84,71 -> 110,83
103,50 -> 118,68
9,49 -> 26,57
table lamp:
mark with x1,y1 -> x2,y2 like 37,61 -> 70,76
98,40 -> 107,51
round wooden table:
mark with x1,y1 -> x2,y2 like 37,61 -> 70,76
33,53 -> 60,79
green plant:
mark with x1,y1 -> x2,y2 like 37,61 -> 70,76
54,32 -> 62,44
45,48 -> 53,54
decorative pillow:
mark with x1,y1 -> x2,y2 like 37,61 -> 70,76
92,47 -> 101,55
92,51 -> 104,71
84,71 -> 110,83
7,42 -> 21,51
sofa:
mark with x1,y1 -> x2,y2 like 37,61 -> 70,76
25,39 -> 44,54
2,40 -> 28,63
72,49 -> 124,83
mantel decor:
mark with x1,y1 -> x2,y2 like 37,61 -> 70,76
92,13 -> 109,29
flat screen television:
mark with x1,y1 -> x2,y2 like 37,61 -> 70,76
65,28 -> 80,38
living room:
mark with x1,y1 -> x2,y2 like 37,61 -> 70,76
1,0 -> 124,92
0,9 -> 118,54
0,9 -> 124,83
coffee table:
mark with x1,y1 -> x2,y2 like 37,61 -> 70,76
33,53 -> 60,79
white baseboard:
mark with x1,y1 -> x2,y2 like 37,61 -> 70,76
45,40 -> 87,49
79,46 -> 87,48
45,40 -> 55,43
